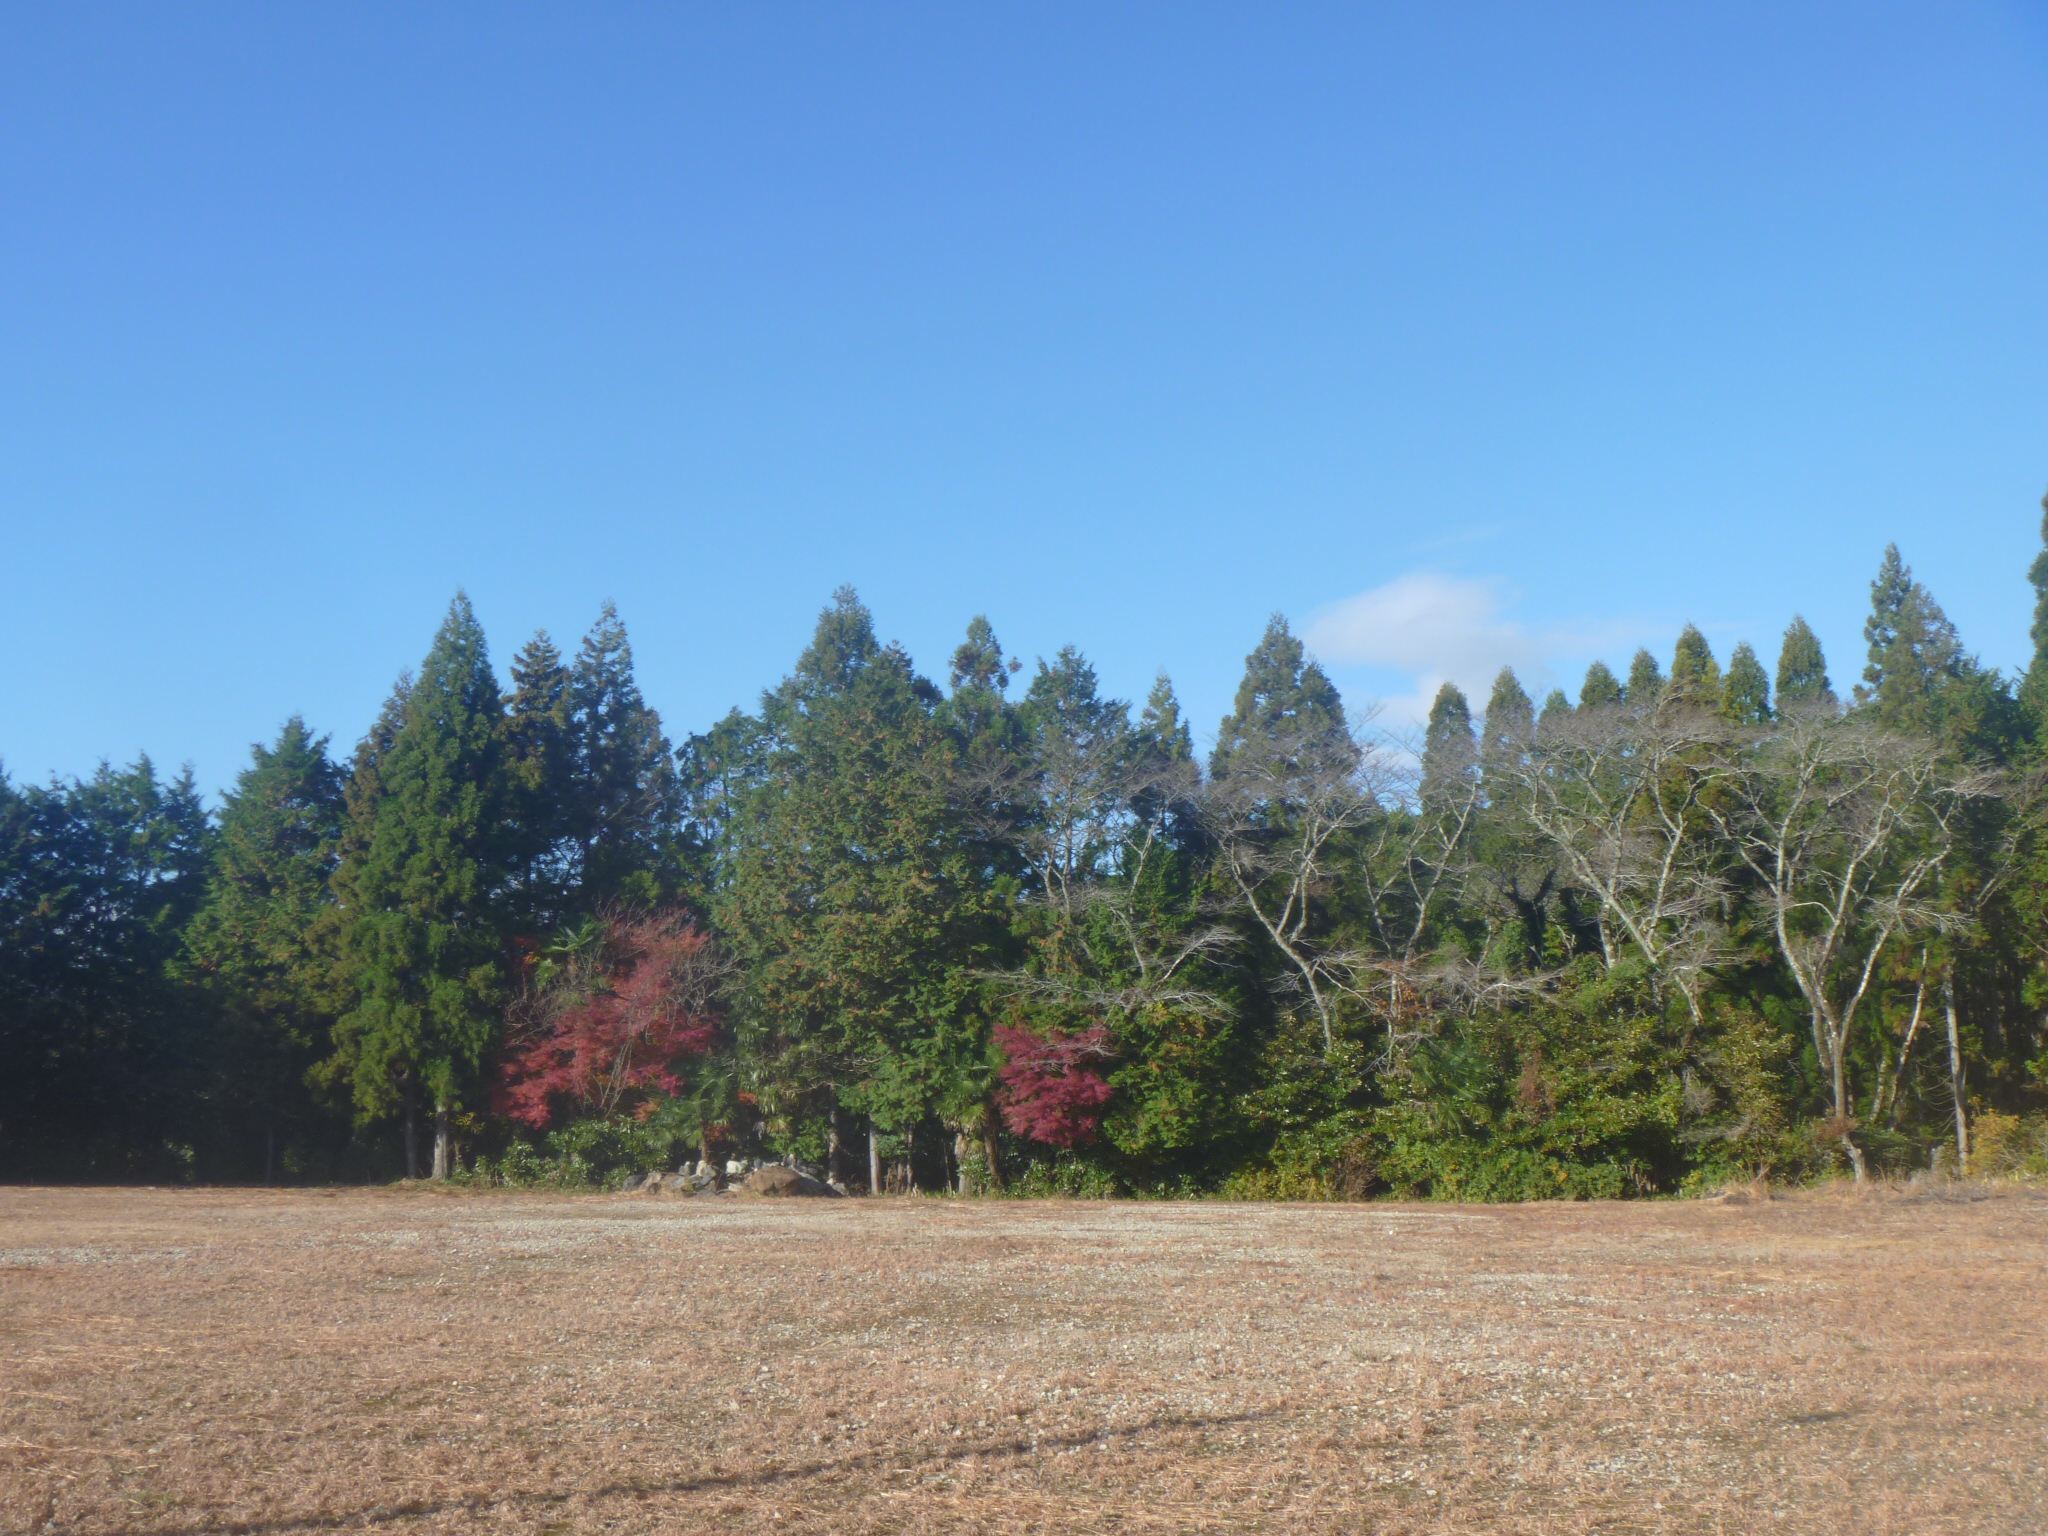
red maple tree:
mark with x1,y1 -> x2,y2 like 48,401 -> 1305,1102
993,1021 -> 1116,1147
494,913 -> 721,1129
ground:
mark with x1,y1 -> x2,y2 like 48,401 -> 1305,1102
2,1184 -> 2043,1535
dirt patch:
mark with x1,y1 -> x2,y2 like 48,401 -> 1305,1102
2,1184 -> 2043,1533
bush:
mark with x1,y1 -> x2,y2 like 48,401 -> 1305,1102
1969,1111 -> 2048,1179
459,1111 -> 694,1189
1013,1155 -> 1121,1199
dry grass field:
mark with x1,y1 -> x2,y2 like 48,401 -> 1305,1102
2,1184 -> 2044,1535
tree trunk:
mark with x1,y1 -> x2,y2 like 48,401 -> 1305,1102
432,1103 -> 452,1181
981,1107 -> 1005,1192
868,1122 -> 881,1196
828,1107 -> 843,1186
1944,971 -> 1969,1174
403,1079 -> 420,1181
954,1131 -> 970,1195
1842,1133 -> 1868,1184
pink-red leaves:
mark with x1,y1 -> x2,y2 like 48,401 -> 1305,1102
495,913 -> 720,1129
993,1022 -> 1115,1147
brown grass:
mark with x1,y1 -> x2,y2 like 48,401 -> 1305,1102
2,1182 -> 2044,1534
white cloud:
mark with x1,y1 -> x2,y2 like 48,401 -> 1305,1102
1303,571 -> 1631,732
1306,571 -> 1539,677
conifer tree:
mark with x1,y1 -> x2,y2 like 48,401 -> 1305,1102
328,595 -> 511,1179
567,602 -> 678,907
945,615 -> 1024,759
1210,615 -> 1347,779
0,759 -> 211,1177
1480,668 -> 1534,765
1206,617 -> 1369,1055
1721,642 -> 1772,725
1625,648 -> 1665,704
1776,616 -> 1834,707
1419,683 -> 1477,803
2021,488 -> 2048,727
1855,544 -> 1968,734
1537,689 -> 1572,735
182,718 -> 346,1178
1668,625 -> 1721,705
1135,672 -> 1195,766
1578,660 -> 1623,710
503,632 -> 573,926
718,589 -> 982,1182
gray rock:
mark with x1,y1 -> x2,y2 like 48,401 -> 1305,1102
742,1165 -> 842,1198
620,1172 -> 649,1193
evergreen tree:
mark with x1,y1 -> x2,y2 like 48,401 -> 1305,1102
1480,668 -> 1534,765
949,614 -> 1014,698
1419,683 -> 1477,803
1537,689 -> 1572,735
1579,660 -> 1623,710
1721,642 -> 1772,725
566,602 -> 678,907
1135,672 -> 1195,766
502,631 -> 574,927
1855,544 -> 1969,734
945,615 -> 1023,756
1211,615 -> 1346,779
181,719 -> 346,1179
1776,616 -> 1834,707
2021,488 -> 2048,727
0,758 -> 212,1177
1668,625 -> 1721,705
327,595 -> 511,1178
1625,648 -> 1665,704
718,589 -> 986,1183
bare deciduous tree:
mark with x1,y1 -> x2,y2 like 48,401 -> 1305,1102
1703,707 -> 1998,1180
1503,700 -> 1737,1033
1202,720 -> 1399,1054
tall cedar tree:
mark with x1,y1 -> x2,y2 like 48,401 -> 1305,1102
0,758 -> 211,1177
1419,683 -> 1477,804
1669,625 -> 1721,706
1776,616 -> 1834,706
329,595 -> 511,1179
2022,487 -> 2048,727
1210,615 -> 1347,779
1579,660 -> 1623,710
1722,643 -> 1773,725
502,631 -> 575,928
1537,689 -> 1572,735
717,589 -> 983,1174
566,602 -> 678,907
1138,672 -> 1196,764
1858,546 -> 2017,757
181,719 -> 346,1179
1625,648 -> 1666,704
1480,668 -> 1533,767
1856,544 -> 1966,732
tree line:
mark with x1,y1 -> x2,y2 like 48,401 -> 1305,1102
7,513 -> 2048,1194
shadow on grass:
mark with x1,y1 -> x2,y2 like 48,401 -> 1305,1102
78,1406 -> 1282,1535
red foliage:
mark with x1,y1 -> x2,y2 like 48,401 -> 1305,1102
494,914 -> 721,1129
993,1022 -> 1116,1148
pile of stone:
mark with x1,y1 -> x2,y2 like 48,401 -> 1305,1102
618,1158 -> 846,1197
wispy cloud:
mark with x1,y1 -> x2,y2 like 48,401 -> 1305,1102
1306,572 -> 1540,679
1303,571 -> 1637,731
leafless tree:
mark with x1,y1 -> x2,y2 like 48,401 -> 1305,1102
1501,699 -> 1739,1034
1703,707 -> 1999,1180
1200,720 -> 1401,1054
1349,743 -> 1486,966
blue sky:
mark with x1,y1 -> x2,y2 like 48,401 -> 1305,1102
4,3 -> 2046,793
